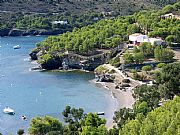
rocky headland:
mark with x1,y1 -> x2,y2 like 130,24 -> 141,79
29,45 -> 124,71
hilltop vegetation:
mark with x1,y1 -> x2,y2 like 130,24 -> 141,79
0,0 -> 176,14
0,0 -> 178,31
119,96 -> 180,135
33,2 -> 180,67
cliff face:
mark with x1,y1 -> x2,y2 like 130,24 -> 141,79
29,45 -> 123,71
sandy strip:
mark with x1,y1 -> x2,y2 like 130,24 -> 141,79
91,79 -> 135,129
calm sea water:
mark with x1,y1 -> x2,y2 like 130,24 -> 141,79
0,36 -> 116,134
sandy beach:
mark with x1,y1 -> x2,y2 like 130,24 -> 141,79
91,64 -> 137,128
91,79 -> 135,128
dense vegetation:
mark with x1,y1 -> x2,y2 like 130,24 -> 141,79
1,2 -> 179,135
119,96 -> 180,135
33,2 -> 180,65
154,62 -> 180,99
0,12 -> 103,34
0,0 -> 177,31
123,43 -> 175,64
28,106 -> 107,135
15,13 -> 102,30
112,62 -> 180,131
36,18 -> 128,56
0,0 -> 176,15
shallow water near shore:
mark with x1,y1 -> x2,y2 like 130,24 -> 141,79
0,36 -> 116,134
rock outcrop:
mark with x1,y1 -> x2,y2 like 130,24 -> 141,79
0,28 -> 65,37
29,52 -> 38,60
0,29 -> 11,36
95,74 -> 115,82
41,57 -> 62,70
29,44 -> 123,71
8,29 -> 25,36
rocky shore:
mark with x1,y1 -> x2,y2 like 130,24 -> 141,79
93,64 -> 138,128
29,45 -> 123,71
0,28 -> 66,37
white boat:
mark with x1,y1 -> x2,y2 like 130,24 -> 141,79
13,45 -> 21,49
3,107 -> 15,115
97,112 -> 105,115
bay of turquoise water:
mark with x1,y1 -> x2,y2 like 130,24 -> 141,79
0,36 -> 115,134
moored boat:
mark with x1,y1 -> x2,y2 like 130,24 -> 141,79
13,45 -> 21,49
3,106 -> 15,115
97,112 -> 105,115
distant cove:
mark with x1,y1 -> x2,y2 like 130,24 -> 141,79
0,36 -> 115,134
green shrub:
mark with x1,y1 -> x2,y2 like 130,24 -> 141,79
157,63 -> 166,68
95,65 -> 108,74
133,72 -> 147,80
109,56 -> 120,67
142,65 -> 152,72
130,69 -> 137,73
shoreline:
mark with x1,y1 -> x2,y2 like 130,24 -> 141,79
30,61 -> 135,128
90,79 -> 135,129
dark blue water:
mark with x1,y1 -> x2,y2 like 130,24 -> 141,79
0,36 -> 115,134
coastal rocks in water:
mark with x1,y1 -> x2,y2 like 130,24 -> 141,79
29,44 -> 123,71
8,29 -> 24,36
96,74 -> 115,82
29,49 -> 43,61
31,66 -> 42,71
0,29 -> 11,36
0,28 -> 65,37
39,29 -> 64,35
62,57 -> 81,70
31,52 -> 110,71
41,57 -> 62,70
29,52 -> 38,60
22,30 -> 39,36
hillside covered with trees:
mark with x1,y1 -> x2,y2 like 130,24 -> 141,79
0,0 -> 176,14
31,2 -> 180,69
0,0 -> 178,32
119,96 -> 180,135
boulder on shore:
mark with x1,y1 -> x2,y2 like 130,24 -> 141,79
96,74 -> 115,82
29,52 -> 38,60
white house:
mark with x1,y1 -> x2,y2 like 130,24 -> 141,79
52,20 -> 68,25
129,33 -> 163,46
129,33 -> 149,45
161,12 -> 180,20
149,38 -> 163,45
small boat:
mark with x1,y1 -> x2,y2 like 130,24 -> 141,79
13,45 -> 21,49
3,106 -> 15,115
97,112 -> 105,115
